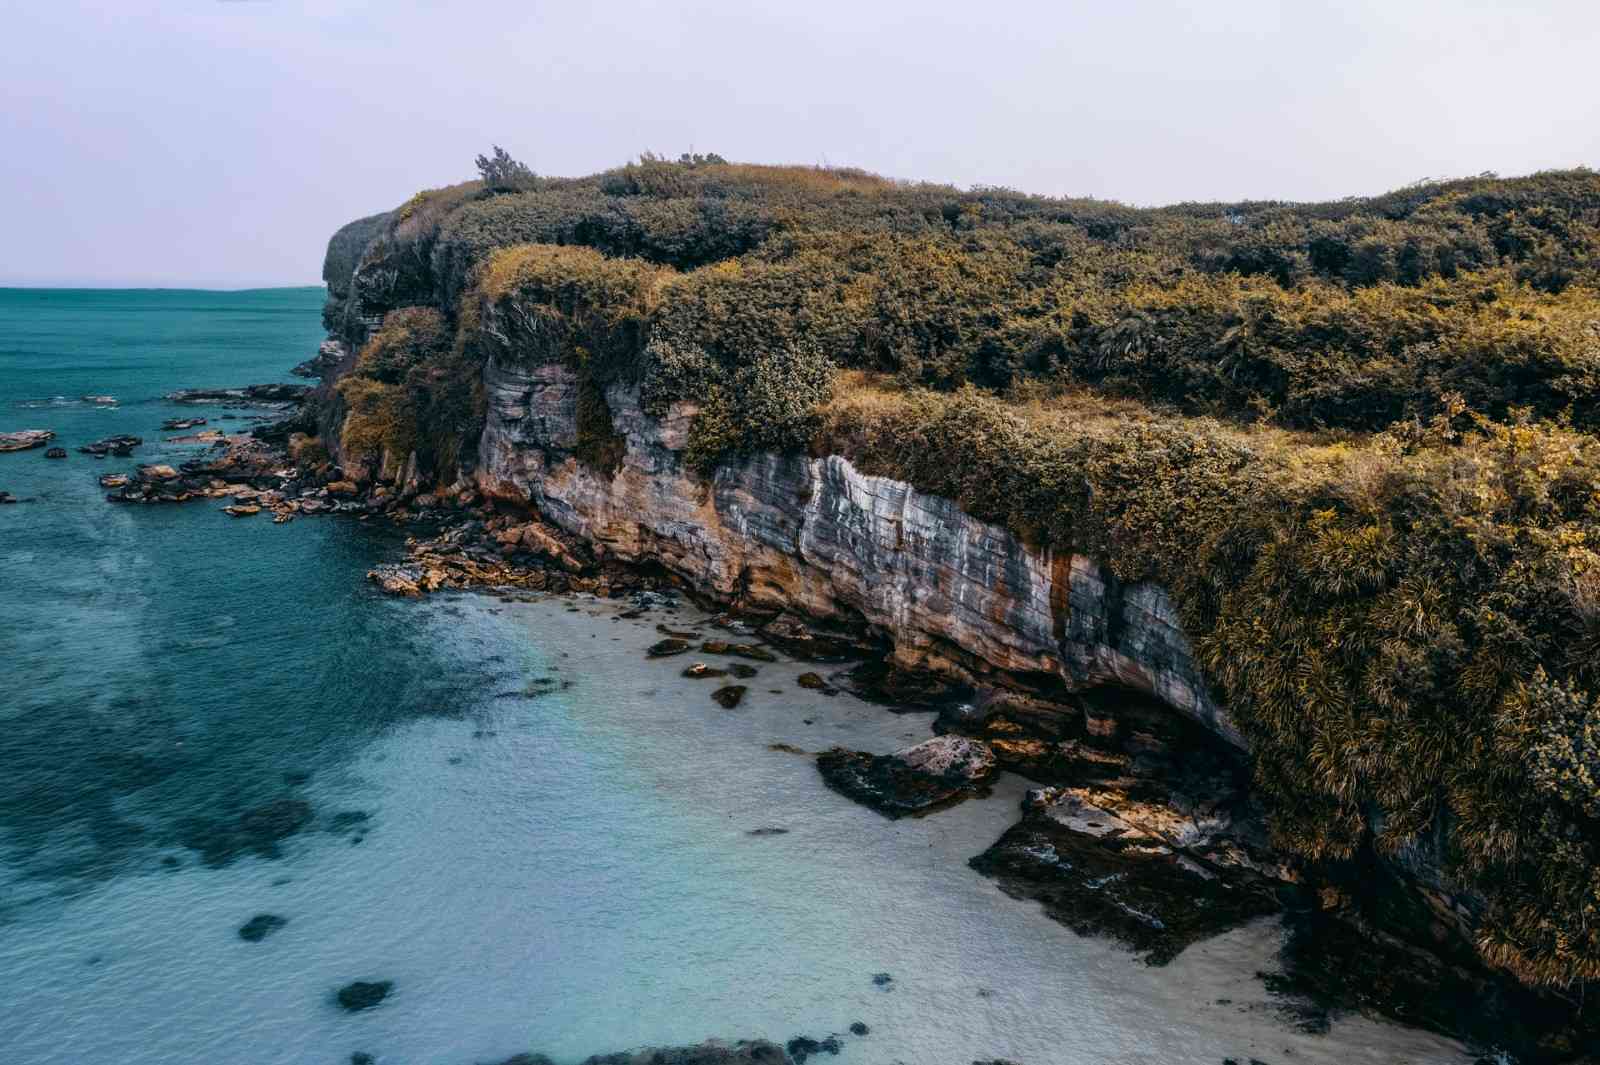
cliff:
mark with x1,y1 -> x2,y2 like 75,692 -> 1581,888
474,356 -> 1243,750
309,160 -> 1600,1058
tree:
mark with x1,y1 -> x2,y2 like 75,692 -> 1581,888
474,145 -> 537,192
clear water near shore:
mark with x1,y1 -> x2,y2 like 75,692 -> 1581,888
0,289 -> 1475,1064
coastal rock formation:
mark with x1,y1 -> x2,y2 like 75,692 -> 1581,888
475,361 -> 1238,748
166,383 -> 312,407
292,339 -> 348,379
0,429 -> 55,452
78,435 -> 142,457
817,735 -> 998,818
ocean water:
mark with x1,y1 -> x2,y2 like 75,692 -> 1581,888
0,288 -> 1474,1064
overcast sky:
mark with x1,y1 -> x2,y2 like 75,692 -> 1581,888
3,0 -> 1597,287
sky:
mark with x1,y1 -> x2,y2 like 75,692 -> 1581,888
2,0 -> 1597,288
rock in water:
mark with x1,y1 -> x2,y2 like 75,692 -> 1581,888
646,638 -> 690,658
785,1035 -> 843,1064
681,662 -> 729,679
571,1040 -> 787,1064
238,914 -> 288,942
699,640 -> 778,662
817,735 -> 997,818
335,980 -> 392,1012
77,435 -> 143,457
711,685 -> 747,709
0,430 -> 54,452
44,447 -> 67,459
796,672 -> 836,694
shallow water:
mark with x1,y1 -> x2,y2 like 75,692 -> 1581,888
0,289 -> 1474,1064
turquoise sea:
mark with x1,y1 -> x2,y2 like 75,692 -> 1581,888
0,289 -> 1472,1064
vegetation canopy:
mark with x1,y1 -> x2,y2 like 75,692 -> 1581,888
326,155 -> 1600,990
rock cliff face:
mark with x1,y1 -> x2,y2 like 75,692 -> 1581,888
473,356 -> 1243,750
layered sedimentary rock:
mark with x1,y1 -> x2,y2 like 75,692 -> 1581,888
474,357 -> 1243,750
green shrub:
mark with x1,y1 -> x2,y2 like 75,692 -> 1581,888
357,307 -> 450,384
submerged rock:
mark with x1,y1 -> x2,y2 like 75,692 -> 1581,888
44,446 -> 67,459
180,797 -> 313,866
0,429 -> 54,452
785,1035 -> 842,1063
711,684 -> 748,709
238,914 -> 288,942
0,491 -> 16,504
817,736 -> 997,818
647,637 -> 690,658
161,417 -> 208,431
728,663 -> 759,679
575,1040 -> 786,1065
335,980 -> 392,1012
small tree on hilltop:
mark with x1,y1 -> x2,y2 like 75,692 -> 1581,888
475,145 -> 537,192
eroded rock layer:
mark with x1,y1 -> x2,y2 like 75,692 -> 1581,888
474,359 -> 1241,749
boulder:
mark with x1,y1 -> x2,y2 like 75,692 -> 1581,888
711,685 -> 748,709
77,435 -> 143,457
817,736 -> 997,818
647,638 -> 690,658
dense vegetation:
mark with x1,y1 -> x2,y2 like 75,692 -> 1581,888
326,155 -> 1600,991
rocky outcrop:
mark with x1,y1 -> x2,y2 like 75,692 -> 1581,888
817,735 -> 998,818
474,357 -> 1239,749
0,429 -> 55,452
